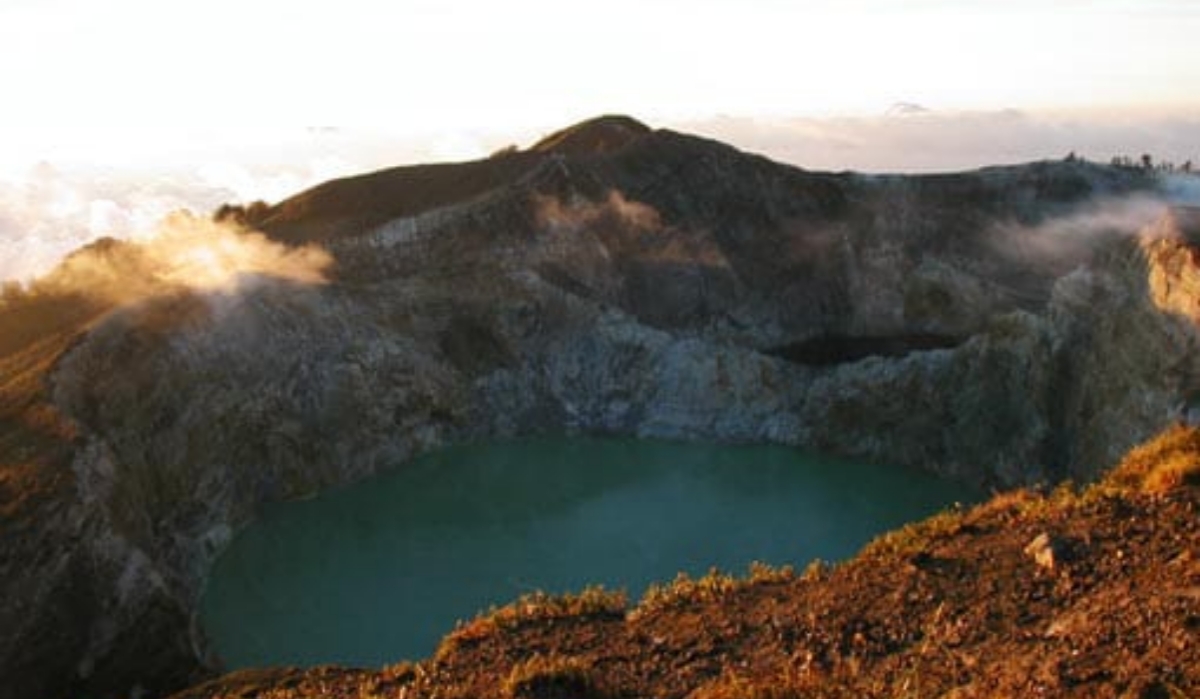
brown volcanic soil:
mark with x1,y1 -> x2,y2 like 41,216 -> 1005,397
248,152 -> 546,244
530,115 -> 653,156
250,116 -> 655,244
0,311 -> 100,699
173,427 -> 1200,699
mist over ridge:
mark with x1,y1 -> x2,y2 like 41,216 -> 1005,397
2,108 -> 1198,284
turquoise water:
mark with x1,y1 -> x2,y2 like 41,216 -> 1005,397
200,437 -> 976,668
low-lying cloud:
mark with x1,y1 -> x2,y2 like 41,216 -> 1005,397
135,214 -> 332,291
986,173 -> 1200,273
534,189 -> 734,268
682,108 -> 1200,174
990,195 -> 1173,266
0,163 -> 225,283
3,109 -> 1199,285
535,190 -> 662,232
32,213 -> 332,307
0,126 -> 524,285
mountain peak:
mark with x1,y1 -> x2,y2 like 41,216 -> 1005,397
530,114 -> 652,156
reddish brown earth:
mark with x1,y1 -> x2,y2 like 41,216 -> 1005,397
172,427 -> 1200,699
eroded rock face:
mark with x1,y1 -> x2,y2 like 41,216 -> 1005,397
2,118 -> 1198,698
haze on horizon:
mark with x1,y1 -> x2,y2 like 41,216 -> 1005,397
1,0 -> 1198,282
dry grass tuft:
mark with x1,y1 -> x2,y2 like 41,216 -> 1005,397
687,669 -> 824,699
858,506 -> 965,559
747,561 -> 796,585
440,586 -> 626,650
1107,424 -> 1200,495
636,568 -> 741,618
503,653 -> 607,699
632,563 -> 795,621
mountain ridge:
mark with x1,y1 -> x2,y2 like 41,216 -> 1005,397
0,115 -> 1197,698
529,114 -> 653,155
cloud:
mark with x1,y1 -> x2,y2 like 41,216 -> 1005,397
681,108 -> 1200,174
989,195 -> 1172,266
135,213 -> 333,292
0,156 -> 356,284
0,126 -> 527,284
32,213 -> 332,307
984,174 -> 1200,273
1163,173 -> 1200,205
533,189 -> 732,268
4,110 -> 1199,286
535,190 -> 662,232
0,163 -> 236,283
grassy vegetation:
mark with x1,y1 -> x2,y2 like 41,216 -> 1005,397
857,505 -> 969,559
0,318 -> 89,522
1106,423 -> 1200,495
440,586 -> 627,650
634,562 -> 796,620
502,653 -> 607,699
689,667 -> 829,699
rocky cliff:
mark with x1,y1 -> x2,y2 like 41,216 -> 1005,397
1,115 -> 1197,698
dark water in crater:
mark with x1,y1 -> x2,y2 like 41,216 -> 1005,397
201,437 -> 977,668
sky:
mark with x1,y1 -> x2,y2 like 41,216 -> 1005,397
1,0 -> 1199,281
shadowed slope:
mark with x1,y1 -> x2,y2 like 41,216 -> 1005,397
530,115 -> 652,156
249,153 -> 546,244
249,116 -> 650,245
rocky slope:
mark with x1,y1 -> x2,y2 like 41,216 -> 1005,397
1,115 -> 1198,698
